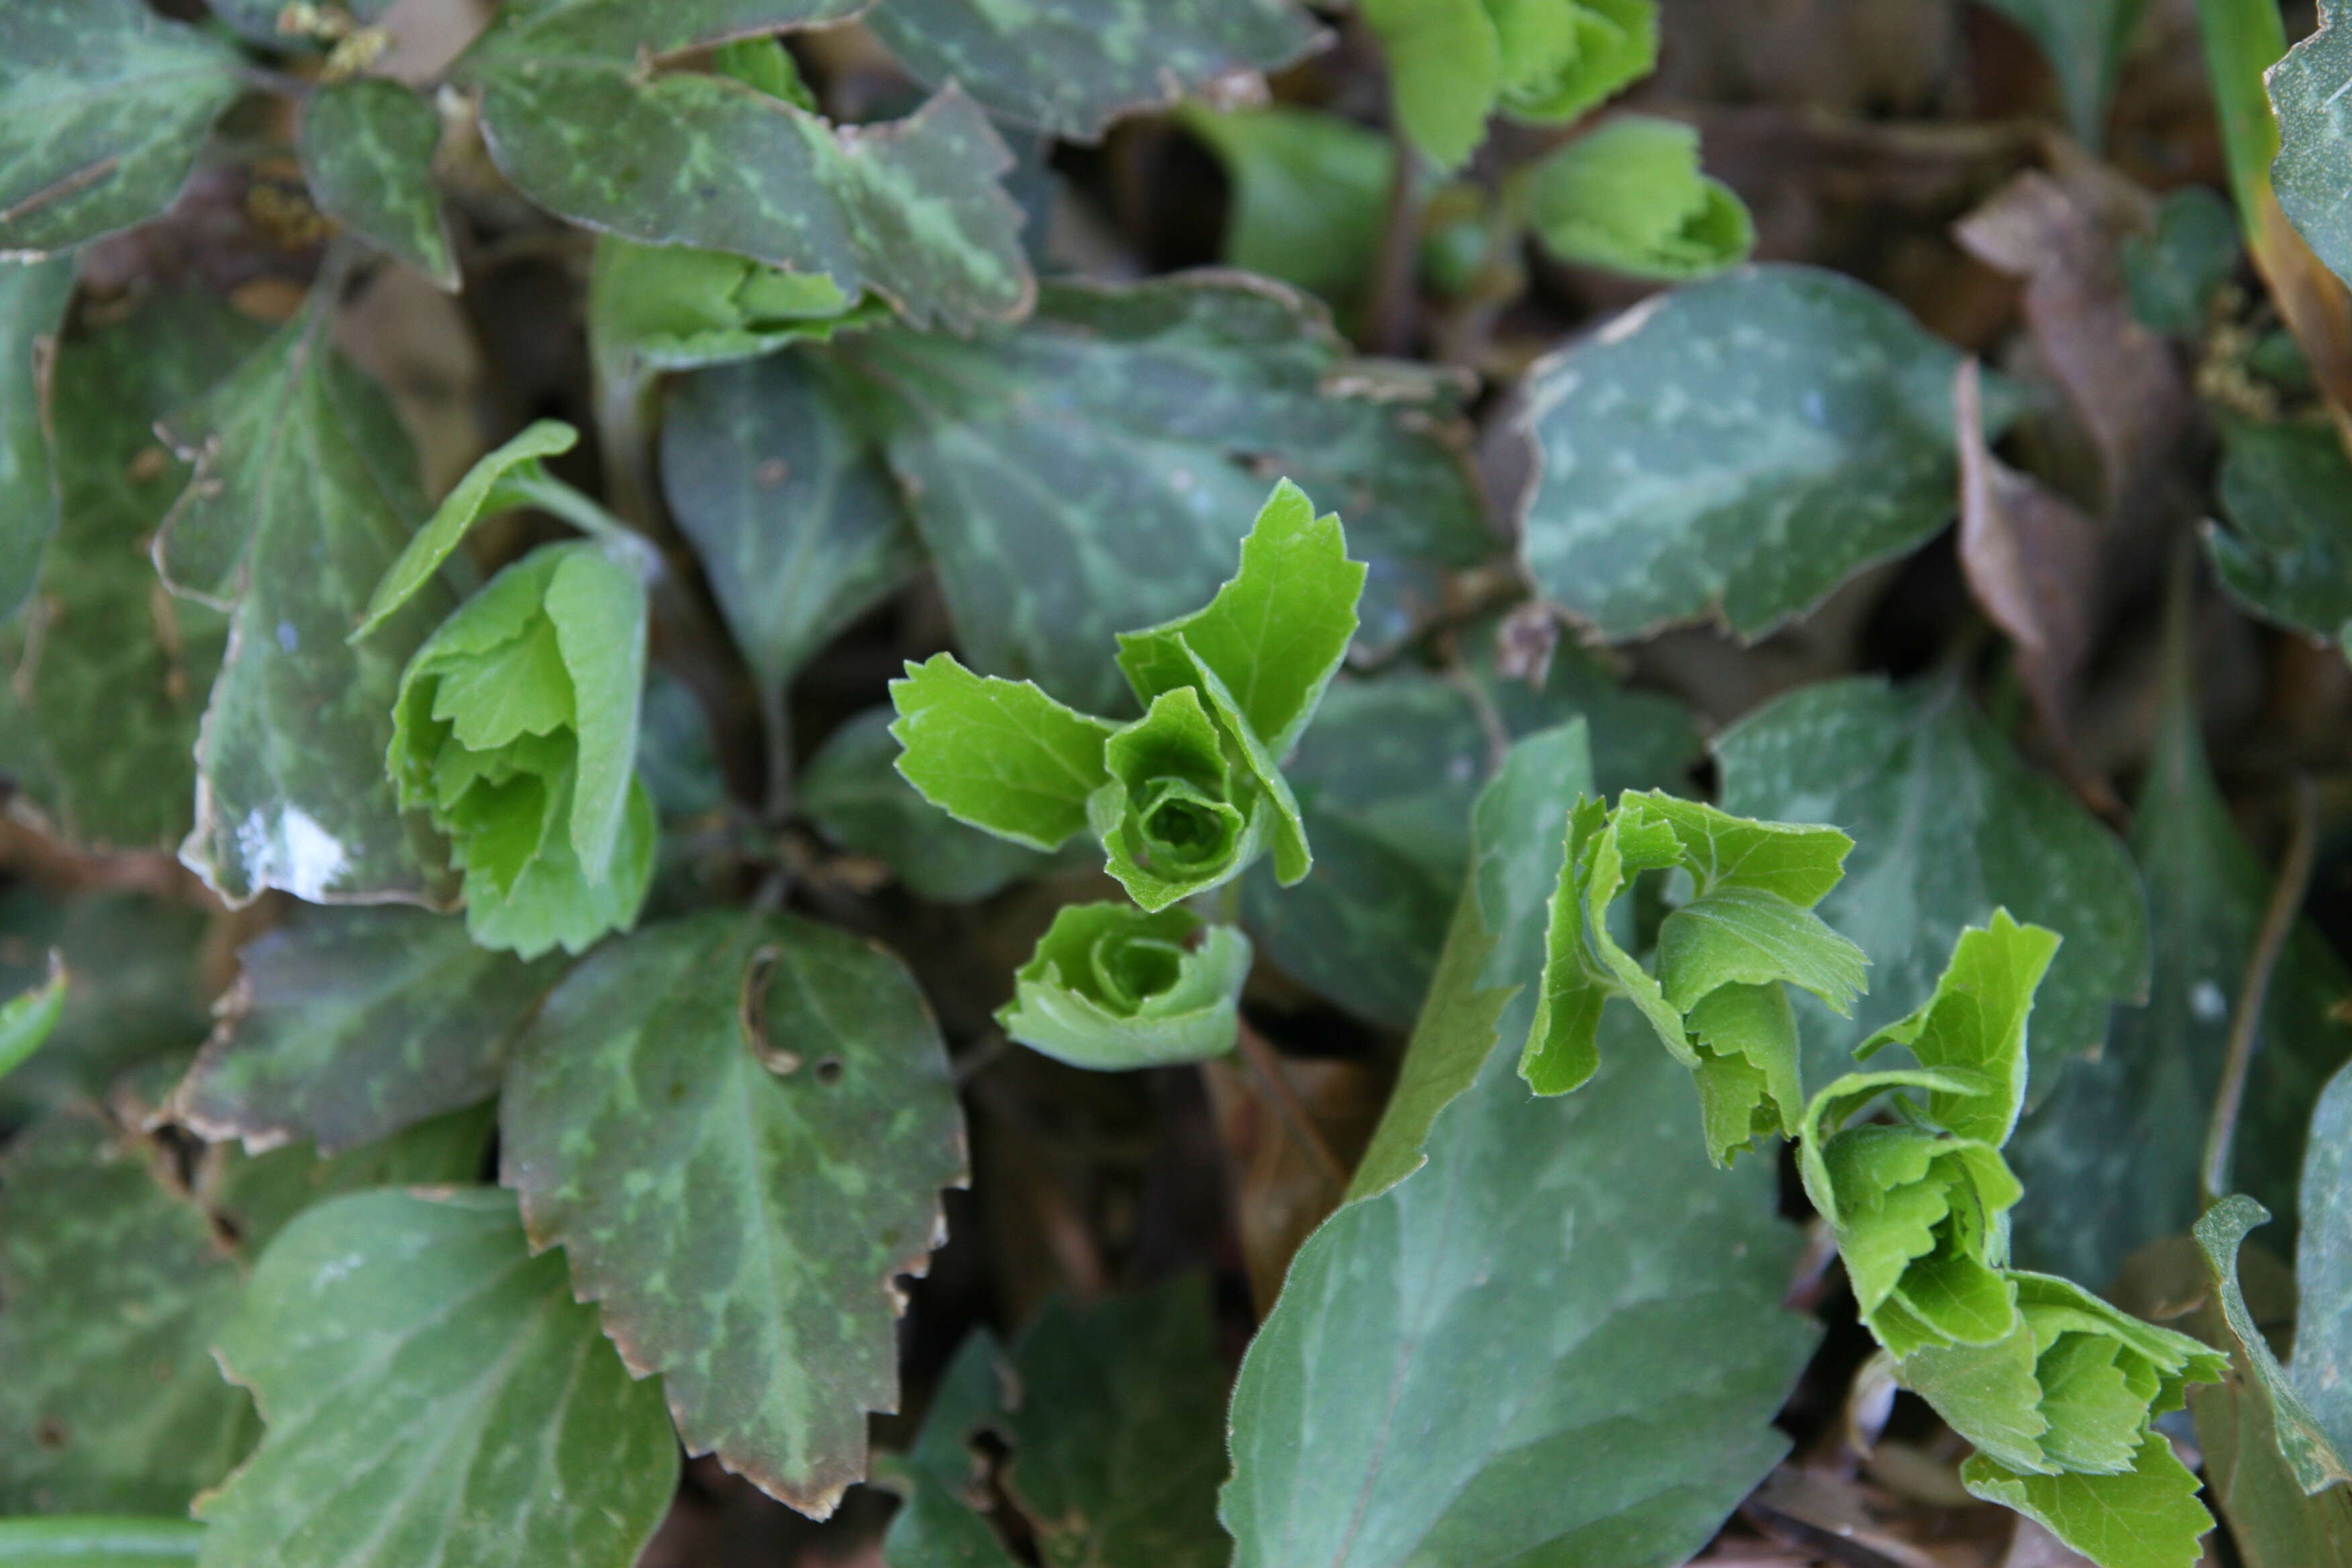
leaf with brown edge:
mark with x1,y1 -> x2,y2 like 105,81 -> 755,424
498,910 -> 966,1517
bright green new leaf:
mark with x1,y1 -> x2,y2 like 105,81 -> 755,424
0,0 -> 244,254
0,256 -> 71,618
297,81 -> 456,291
156,288 -> 458,907
0,1516 -> 201,1565
358,420 -> 579,638
169,904 -> 565,1157
1961,1431 -> 2214,1568
1519,267 -> 2018,640
195,1189 -> 676,1568
1092,686 -> 1269,911
663,354 -> 919,693
1116,480 -> 1366,759
1362,0 -> 1499,170
0,953 -> 63,1085
998,903 -> 1252,1069
711,36 -> 817,108
498,911 -> 963,1515
1490,0 -> 1657,121
0,1108 -> 255,1515
889,653 -> 1117,852
869,0 -> 1324,140
1657,886 -> 1868,1016
390,540 -> 653,956
1176,105 -> 1391,305
1522,115 -> 1754,281
591,238 -> 884,375
1854,909 -> 2057,1146
2270,0 -> 2352,293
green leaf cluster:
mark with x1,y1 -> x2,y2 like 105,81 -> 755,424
1519,788 -> 1868,1165
891,479 -> 1365,1066
1365,0 -> 1659,169
1520,116 -> 1755,281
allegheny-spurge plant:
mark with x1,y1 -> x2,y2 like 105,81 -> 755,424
8,3 -> 2352,1567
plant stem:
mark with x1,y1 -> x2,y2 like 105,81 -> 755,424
2202,771 -> 2320,1206
505,472 -> 663,577
1365,124 -> 1424,356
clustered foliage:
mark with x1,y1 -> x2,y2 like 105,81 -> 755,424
10,2 -> 2352,1568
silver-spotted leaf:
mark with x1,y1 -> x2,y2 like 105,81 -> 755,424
297,80 -> 456,290
498,911 -> 965,1517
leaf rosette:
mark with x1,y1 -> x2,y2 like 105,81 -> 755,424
1490,0 -> 1659,122
998,902 -> 1253,1069
389,540 -> 654,958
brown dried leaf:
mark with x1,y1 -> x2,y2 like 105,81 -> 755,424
1202,1050 -> 1386,1314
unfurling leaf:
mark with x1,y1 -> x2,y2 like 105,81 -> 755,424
999,903 -> 1251,1069
889,654 -> 1117,852
590,237 -> 885,375
1519,789 -> 1864,1165
357,420 -> 578,638
1092,687 -> 1269,912
1489,0 -> 1658,122
1522,115 -> 1753,281
389,541 -> 653,957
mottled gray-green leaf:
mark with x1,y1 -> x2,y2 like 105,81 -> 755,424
664,352 -> 920,693
1714,677 -> 2147,1101
156,291 -> 456,906
801,708 -> 1063,901
0,256 -> 68,616
0,1108 -> 255,1515
298,81 -> 456,290
869,0 -> 1324,140
1004,1279 -> 1229,1568
196,1102 -> 496,1258
7,293 -> 263,850
170,905 -> 564,1157
2208,419 -> 2352,642
873,1330 -> 1018,1568
0,1516 -> 202,1565
1224,718 -> 1814,1565
458,1 -> 1032,334
2292,1061 -> 2352,1469
2124,186 -> 2238,336
2271,0 -> 2352,294
1517,264 -> 2011,641
2006,656 -> 2347,1289
0,0 -> 243,254
195,1188 -> 677,1568
832,274 -> 1492,712
0,889 -> 209,1119
1980,0 -> 2150,145
499,910 -> 965,1516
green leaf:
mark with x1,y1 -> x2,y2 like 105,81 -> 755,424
0,1108 -> 255,1514
1225,861 -> 1816,1564
663,354 -> 920,693
1980,0 -> 2151,146
801,708 -> 1063,901
1003,1280 -> 1230,1567
156,291 -> 458,906
0,952 -> 63,1085
2124,185 -> 2239,336
2270,0 -> 2352,293
828,275 -> 1492,713
869,0 -> 1322,140
0,256 -> 70,618
8,292 -> 264,850
873,1330 -> 1018,1568
195,1103 -> 497,1258
0,1516 -> 201,1566
1350,720 -> 1591,1197
497,910 -> 965,1516
455,1 -> 1034,336
2194,1194 -> 2352,1492
1115,479 -> 1366,759
1363,0 -> 1500,170
1517,265 -> 2015,640
0,889 -> 209,1118
1716,676 -> 2149,1101
1657,885 -> 1867,1015
998,903 -> 1251,1069
1961,1431 -> 2213,1568
0,0 -> 244,254
1522,115 -> 1753,281
297,81 -> 456,291
2287,1061 -> 2352,1475
2207,419 -> 2352,642
391,540 -> 652,955
1175,105 -> 1391,305
358,420 -> 579,638
889,653 -> 1116,853
195,1188 -> 677,1568
169,905 -> 564,1157
1855,908 -> 2057,1144
591,236 -> 883,375
2008,654 -> 2349,1289
1093,686 -> 1266,912
2192,1340 -> 2352,1568
1489,0 -> 1657,122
